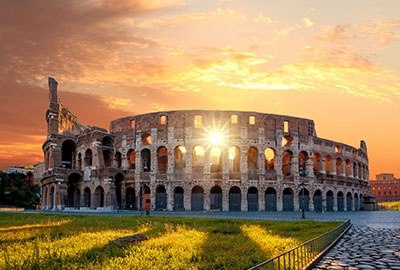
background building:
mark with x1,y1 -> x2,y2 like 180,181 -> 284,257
41,78 -> 371,212
370,173 -> 400,202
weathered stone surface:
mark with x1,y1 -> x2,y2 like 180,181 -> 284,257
106,234 -> 148,246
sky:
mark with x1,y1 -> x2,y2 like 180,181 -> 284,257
0,0 -> 399,178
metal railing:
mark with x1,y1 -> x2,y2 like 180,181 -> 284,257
248,219 -> 351,270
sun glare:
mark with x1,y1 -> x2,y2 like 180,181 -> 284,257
210,132 -> 223,145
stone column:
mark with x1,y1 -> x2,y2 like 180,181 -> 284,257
306,159 -> 314,179
259,188 -> 265,211
184,184 -> 191,210
343,193 -> 348,212
222,147 -> 229,181
294,191 -> 300,211
222,186 -> 229,211
204,187 -> 210,211
166,183 -> 173,211
321,158 -> 326,174
309,190 -> 314,211
322,190 -> 327,212
277,187 -> 283,211
331,160 -> 336,175
333,192 -> 338,211
241,188 -> 247,211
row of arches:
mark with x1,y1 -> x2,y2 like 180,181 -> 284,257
58,138 -> 368,180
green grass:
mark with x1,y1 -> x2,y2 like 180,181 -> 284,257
0,213 -> 340,270
379,201 -> 400,210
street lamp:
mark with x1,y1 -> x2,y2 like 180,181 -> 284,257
300,181 -> 306,219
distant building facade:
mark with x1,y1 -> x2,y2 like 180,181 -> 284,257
41,78 -> 371,212
33,162 -> 45,186
370,173 -> 400,202
5,164 -> 34,174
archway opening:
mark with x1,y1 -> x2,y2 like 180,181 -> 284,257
229,186 -> 241,211
265,187 -> 277,211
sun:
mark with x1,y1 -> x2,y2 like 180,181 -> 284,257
210,132 -> 223,145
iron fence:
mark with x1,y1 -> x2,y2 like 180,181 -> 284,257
248,219 -> 351,270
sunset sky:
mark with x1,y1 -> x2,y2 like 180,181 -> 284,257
0,0 -> 399,178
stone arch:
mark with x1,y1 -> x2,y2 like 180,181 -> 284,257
282,188 -> 294,211
141,149 -> 151,172
141,133 -> 152,145
299,188 -> 310,211
84,149 -> 93,167
325,155 -> 333,174
125,187 -> 135,210
346,192 -> 353,211
229,186 -> 241,211
127,149 -> 136,169
265,187 -> 277,211
102,136 -> 113,147
103,150 -> 112,167
345,159 -> 351,176
298,151 -> 308,177
191,186 -> 204,211
174,146 -> 186,169
192,146 -> 205,167
83,187 -> 91,208
264,148 -> 275,170
115,173 -> 124,209
313,189 -> 322,212
94,186 -> 104,208
336,158 -> 343,175
282,150 -> 293,176
210,147 -> 222,173
62,140 -> 76,169
247,187 -> 259,211
50,186 -> 55,209
155,185 -> 167,210
337,191 -> 344,211
157,146 -> 168,172
313,153 -> 322,172
210,186 -> 222,210
173,186 -> 184,211
326,190 -> 334,211
247,147 -> 259,170
67,173 -> 81,208
229,146 -> 241,172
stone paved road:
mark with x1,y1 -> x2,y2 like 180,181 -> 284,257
313,225 -> 400,270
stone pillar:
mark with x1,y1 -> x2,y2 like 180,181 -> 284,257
204,187 -> 210,211
343,193 -> 347,211
277,188 -> 283,211
309,191 -> 314,211
259,188 -> 265,211
322,190 -> 327,212
306,159 -> 314,179
333,192 -> 338,211
241,188 -> 247,211
222,147 -> 229,181
291,151 -> 299,179
222,186 -> 229,211
166,183 -> 173,211
184,185 -> 191,210
321,158 -> 326,174
331,160 -> 336,175
294,191 -> 299,211
275,151 -> 283,181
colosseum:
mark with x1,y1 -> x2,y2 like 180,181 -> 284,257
41,78 -> 370,212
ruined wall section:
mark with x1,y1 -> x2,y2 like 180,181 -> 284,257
58,100 -> 86,136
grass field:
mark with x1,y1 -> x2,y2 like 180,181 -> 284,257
0,213 -> 340,270
379,201 -> 400,210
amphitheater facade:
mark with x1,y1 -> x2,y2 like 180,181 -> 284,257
41,78 -> 370,212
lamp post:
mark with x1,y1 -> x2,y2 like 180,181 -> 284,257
300,181 -> 306,219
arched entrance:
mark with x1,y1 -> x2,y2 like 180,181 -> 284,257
67,173 -> 82,208
299,188 -> 309,211
191,186 -> 204,211
83,187 -> 91,208
337,191 -> 344,211
265,187 -> 277,211
326,191 -> 334,211
346,192 -> 353,211
210,186 -> 222,210
282,188 -> 294,211
313,190 -> 322,212
173,187 -> 184,211
50,186 -> 54,209
247,187 -> 259,211
115,173 -> 124,209
155,185 -> 167,210
94,186 -> 104,208
229,186 -> 241,211
354,193 -> 359,211
125,187 -> 135,210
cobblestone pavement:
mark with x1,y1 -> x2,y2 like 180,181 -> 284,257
313,225 -> 400,270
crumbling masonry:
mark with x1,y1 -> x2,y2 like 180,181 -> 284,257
41,78 -> 370,212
